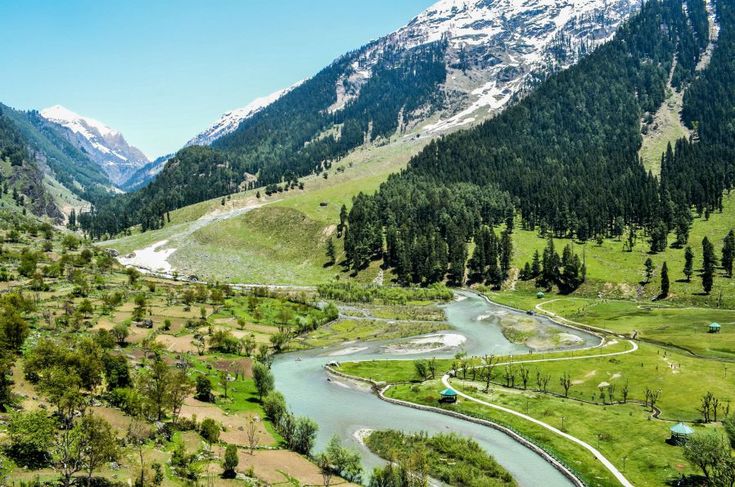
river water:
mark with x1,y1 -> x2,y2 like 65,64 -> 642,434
271,291 -> 600,486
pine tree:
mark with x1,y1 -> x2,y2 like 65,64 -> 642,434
644,258 -> 655,284
702,237 -> 716,294
684,246 -> 694,282
722,230 -> 735,278
531,250 -> 541,278
660,261 -> 670,298
538,237 -> 559,289
338,205 -> 348,237
325,238 -> 336,265
67,209 -> 77,230
499,229 -> 513,279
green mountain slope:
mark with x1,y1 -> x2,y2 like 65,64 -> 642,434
0,104 -> 113,204
0,109 -> 62,220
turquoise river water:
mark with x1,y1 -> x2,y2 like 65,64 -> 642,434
271,291 -> 600,486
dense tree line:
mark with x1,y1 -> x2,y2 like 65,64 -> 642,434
664,0 -> 735,221
0,109 -> 29,167
344,0 -> 734,286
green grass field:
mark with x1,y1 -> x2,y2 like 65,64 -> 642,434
509,191 -> 735,308
345,339 -> 727,487
341,330 -> 731,486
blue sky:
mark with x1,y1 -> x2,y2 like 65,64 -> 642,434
0,0 -> 434,158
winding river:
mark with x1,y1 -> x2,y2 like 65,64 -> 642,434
272,292 -> 600,486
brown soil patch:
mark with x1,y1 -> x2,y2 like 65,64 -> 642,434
155,333 -> 200,354
11,362 -> 46,410
179,398 -> 272,446
236,449 -> 325,485
91,406 -> 133,434
211,358 -> 253,379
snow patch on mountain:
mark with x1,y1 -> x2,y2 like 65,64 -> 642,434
40,105 -> 149,186
187,81 -> 304,147
332,0 -> 641,135
414,0 -> 641,132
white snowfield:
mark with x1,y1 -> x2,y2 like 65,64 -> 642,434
41,104 -> 120,138
117,240 -> 176,274
411,0 -> 641,134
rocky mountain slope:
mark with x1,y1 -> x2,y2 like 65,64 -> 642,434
40,105 -> 149,186
340,0 -> 642,135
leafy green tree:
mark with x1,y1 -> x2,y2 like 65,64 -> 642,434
724,415 -> 735,449
209,329 -> 242,354
262,391 -> 288,424
6,410 -> 57,468
200,418 -> 220,444
291,417 -> 318,455
75,414 -> 119,486
253,362 -> 275,400
269,331 -> 290,352
169,368 -> 194,425
0,306 -> 29,353
683,430 -> 730,484
39,367 -> 85,423
195,375 -> 213,402
138,358 -> 172,421
103,353 -> 131,390
17,250 -> 37,278
126,267 -> 140,286
320,436 -> 362,484
0,357 -> 13,412
112,323 -> 129,346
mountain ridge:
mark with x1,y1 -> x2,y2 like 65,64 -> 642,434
40,105 -> 149,187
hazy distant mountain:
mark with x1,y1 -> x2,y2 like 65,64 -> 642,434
40,105 -> 149,186
120,153 -> 172,192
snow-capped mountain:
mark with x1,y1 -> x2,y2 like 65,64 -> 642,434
186,81 -> 303,147
40,105 -> 149,186
111,0 -> 643,208
333,0 -> 641,133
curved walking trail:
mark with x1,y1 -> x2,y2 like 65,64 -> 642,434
443,339 -> 639,487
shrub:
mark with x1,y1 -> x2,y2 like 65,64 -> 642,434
200,418 -> 220,444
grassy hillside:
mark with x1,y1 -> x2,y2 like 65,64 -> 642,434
510,191 -> 735,307
103,133 -> 430,284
